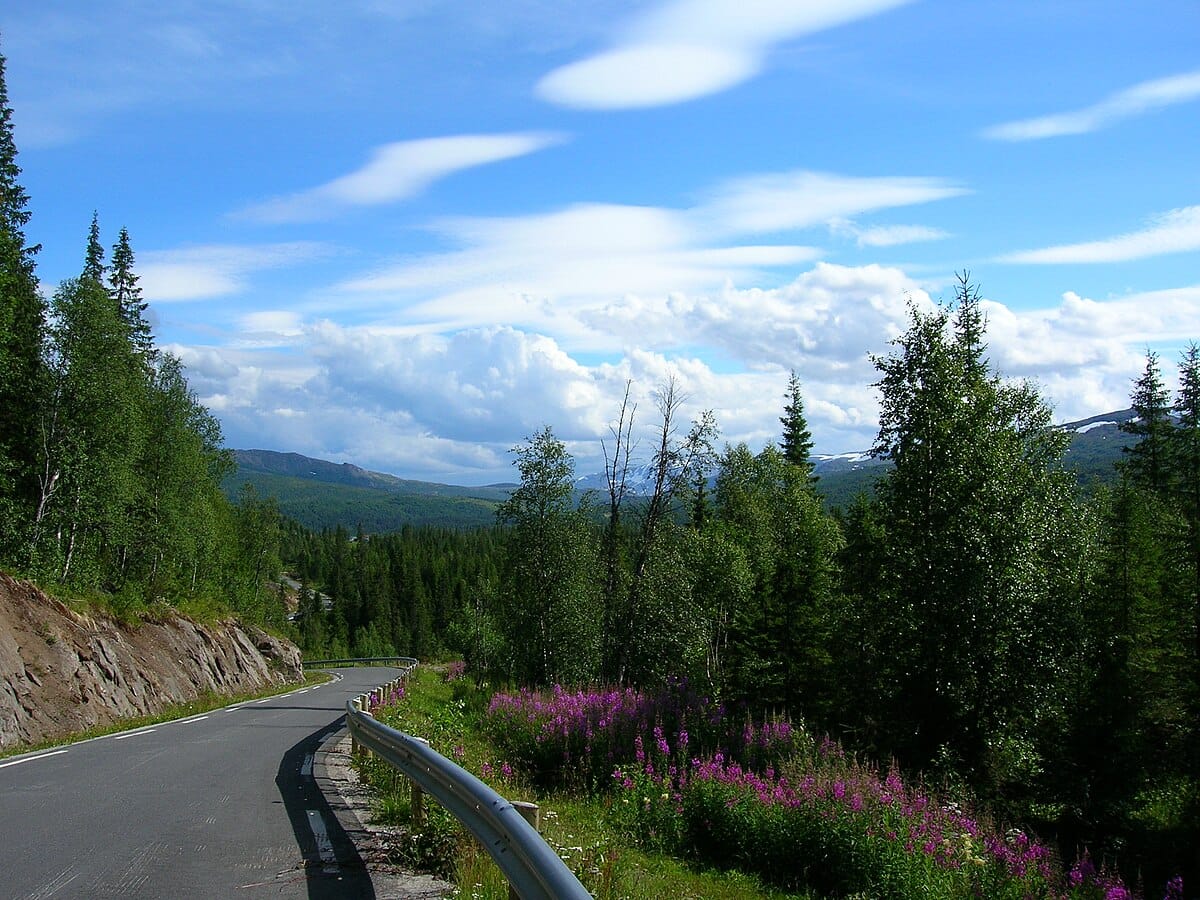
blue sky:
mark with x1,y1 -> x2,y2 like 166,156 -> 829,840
2,1 -> 1198,483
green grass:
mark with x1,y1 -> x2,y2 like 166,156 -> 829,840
358,666 -> 809,900
0,670 -> 328,760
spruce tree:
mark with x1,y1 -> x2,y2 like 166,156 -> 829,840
82,212 -> 105,283
0,47 -> 45,554
1120,350 -> 1174,493
110,226 -> 154,359
1173,344 -> 1200,669
780,369 -> 816,482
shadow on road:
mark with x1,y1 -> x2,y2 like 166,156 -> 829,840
276,718 -> 376,899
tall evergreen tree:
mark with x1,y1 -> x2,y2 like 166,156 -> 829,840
109,226 -> 153,359
1171,343 -> 1200,801
82,212 -> 105,284
716,442 -> 841,718
1120,350 -> 1174,493
0,47 -> 45,553
780,369 -> 816,482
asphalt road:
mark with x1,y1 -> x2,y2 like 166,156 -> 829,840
0,666 -> 403,899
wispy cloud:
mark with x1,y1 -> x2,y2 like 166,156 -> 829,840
698,171 -> 966,235
828,219 -> 950,248
999,206 -> 1200,264
237,132 -> 566,223
139,243 -> 330,301
333,168 -> 962,344
536,0 -> 913,109
982,69 -> 1200,141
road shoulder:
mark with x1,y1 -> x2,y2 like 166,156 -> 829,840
315,727 -> 453,899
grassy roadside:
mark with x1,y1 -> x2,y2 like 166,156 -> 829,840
0,670 -> 329,760
357,666 -> 806,900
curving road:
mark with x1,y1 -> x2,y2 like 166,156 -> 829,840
0,666 -> 403,899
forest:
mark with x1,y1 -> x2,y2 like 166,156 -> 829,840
1,43 -> 1196,893
0,52 -> 287,626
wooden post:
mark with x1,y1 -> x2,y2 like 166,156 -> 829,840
512,801 -> 540,832
509,802 -> 541,900
411,737 -> 430,826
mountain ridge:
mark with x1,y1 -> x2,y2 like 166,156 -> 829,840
225,409 -> 1136,530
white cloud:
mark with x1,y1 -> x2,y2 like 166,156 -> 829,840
978,284 -> 1200,421
829,219 -> 950,248
139,243 -> 330,301
174,266 -> 1200,482
237,132 -> 566,223
336,200 -> 822,342
581,262 -> 928,377
232,310 -> 306,348
982,69 -> 1200,141
537,44 -> 758,108
536,0 -> 913,109
333,169 -> 963,345
999,206 -> 1200,264
699,171 -> 966,235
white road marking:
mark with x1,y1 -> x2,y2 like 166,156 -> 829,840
177,715 -> 209,724
0,749 -> 68,769
28,864 -> 78,896
306,809 -> 339,873
300,753 -> 314,777
255,698 -> 271,704
115,729 -> 157,740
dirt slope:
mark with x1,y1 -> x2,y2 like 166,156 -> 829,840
0,572 -> 302,749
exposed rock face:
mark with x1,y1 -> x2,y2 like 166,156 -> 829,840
0,572 -> 303,749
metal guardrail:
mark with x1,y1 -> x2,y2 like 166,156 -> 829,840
302,656 -> 419,668
344,667 -> 591,900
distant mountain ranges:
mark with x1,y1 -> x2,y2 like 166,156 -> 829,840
224,410 -> 1138,532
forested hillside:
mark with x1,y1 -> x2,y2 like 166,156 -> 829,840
227,410 -> 1134,533
224,449 -> 508,531
0,52 -> 286,626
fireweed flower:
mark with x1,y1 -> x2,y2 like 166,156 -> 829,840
484,682 -> 1152,898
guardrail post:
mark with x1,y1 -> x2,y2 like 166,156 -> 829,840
354,696 -> 372,758
508,801 -> 542,900
411,737 -> 430,826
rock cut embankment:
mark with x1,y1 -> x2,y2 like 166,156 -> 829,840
0,572 -> 302,749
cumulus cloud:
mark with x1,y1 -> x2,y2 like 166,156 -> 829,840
999,206 -> 1200,264
238,132 -> 566,223
172,264 -> 1200,482
581,262 -> 927,377
977,284 -> 1200,421
982,69 -> 1200,141
139,242 -> 330,301
536,0 -> 913,109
